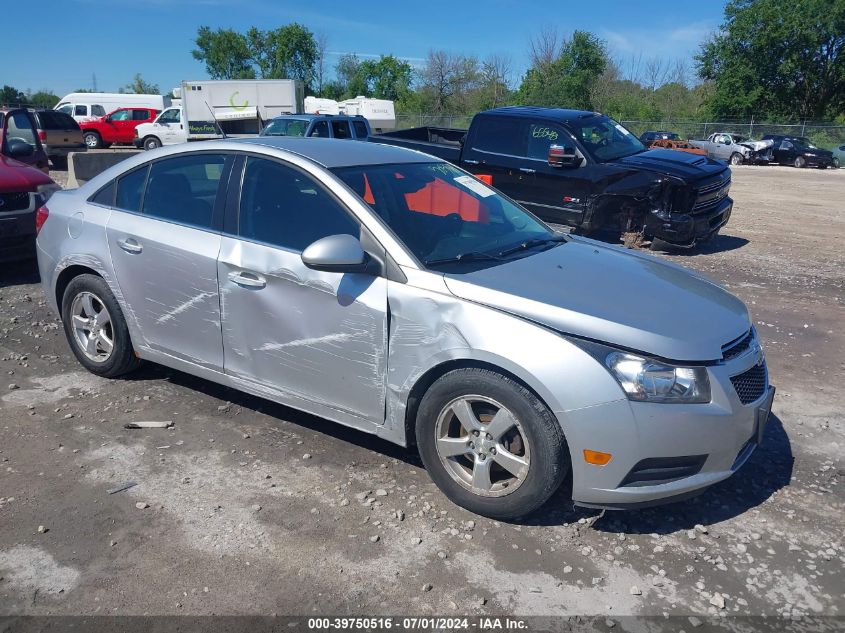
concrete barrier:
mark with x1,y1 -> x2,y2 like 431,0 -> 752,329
67,150 -> 142,188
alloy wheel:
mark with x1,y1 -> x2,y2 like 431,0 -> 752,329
70,291 -> 114,362
434,395 -> 530,497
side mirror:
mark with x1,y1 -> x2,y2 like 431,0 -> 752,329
6,139 -> 35,160
548,144 -> 580,168
301,234 -> 375,274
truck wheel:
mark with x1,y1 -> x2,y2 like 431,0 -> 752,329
794,156 -> 806,168
83,131 -> 102,149
729,152 -> 743,166
415,368 -> 569,520
834,158 -> 840,169
143,136 -> 162,150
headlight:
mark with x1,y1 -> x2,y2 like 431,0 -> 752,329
605,352 -> 710,403
36,183 -> 62,201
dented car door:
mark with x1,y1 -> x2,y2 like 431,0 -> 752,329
218,155 -> 388,423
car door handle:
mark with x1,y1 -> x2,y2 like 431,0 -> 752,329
228,271 -> 266,289
117,237 -> 143,254
463,159 -> 480,165
519,167 -> 536,174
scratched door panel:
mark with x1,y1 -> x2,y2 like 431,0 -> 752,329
106,211 -> 224,370
218,236 -> 387,423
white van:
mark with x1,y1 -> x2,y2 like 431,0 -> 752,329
55,93 -> 172,122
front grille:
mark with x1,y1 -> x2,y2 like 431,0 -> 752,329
0,192 -> 31,212
692,173 -> 731,214
619,455 -> 707,487
730,363 -> 767,404
722,329 -> 754,361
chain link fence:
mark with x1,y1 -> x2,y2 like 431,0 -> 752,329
395,114 -> 845,149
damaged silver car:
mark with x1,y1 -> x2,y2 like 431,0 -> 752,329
36,138 -> 774,519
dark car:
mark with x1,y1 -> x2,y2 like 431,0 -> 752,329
372,107 -> 732,248
31,110 -> 86,169
762,135 -> 834,169
0,108 -> 50,172
0,155 -> 60,261
261,114 -> 372,140
639,130 -> 681,144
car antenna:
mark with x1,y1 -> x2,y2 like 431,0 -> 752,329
203,100 -> 226,139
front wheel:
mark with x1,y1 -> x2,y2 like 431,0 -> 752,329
61,274 -> 141,378
143,136 -> 162,150
83,131 -> 102,149
794,156 -> 806,168
729,152 -> 743,166
416,368 -> 569,519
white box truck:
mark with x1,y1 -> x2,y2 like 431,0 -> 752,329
133,79 -> 303,149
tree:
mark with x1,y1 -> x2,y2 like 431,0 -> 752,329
315,31 -> 329,96
267,23 -> 318,87
418,50 -> 482,114
193,26 -> 256,80
121,74 -> 160,95
696,0 -> 845,120
359,55 -> 413,101
334,53 -> 367,97
0,85 -> 26,106
27,91 -> 60,108
517,30 -> 608,109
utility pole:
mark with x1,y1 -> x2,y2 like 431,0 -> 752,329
92,73 -> 98,92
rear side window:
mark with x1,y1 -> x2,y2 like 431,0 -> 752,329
115,166 -> 149,212
7,111 -> 36,144
238,156 -> 358,251
92,105 -> 106,117
331,120 -> 351,139
527,122 -> 567,160
310,120 -> 329,137
469,117 -> 527,157
90,181 -> 115,206
141,153 -> 227,229
74,105 -> 88,116
132,109 -> 150,121
352,120 -> 368,138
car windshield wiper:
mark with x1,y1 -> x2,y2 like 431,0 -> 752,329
424,251 -> 506,266
497,234 -> 568,258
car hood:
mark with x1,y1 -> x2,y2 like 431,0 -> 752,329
442,237 -> 749,361
0,155 -> 53,190
613,148 -> 728,181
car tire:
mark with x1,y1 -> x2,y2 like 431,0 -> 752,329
83,132 -> 102,149
143,136 -> 162,150
834,158 -> 841,169
729,152 -> 743,166
794,156 -> 806,168
61,274 -> 141,378
415,368 -> 569,519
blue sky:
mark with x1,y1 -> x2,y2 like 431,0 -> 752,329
7,0 -> 726,97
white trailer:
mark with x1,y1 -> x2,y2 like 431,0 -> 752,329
339,96 -> 396,132
133,79 -> 304,149
55,92 -> 172,122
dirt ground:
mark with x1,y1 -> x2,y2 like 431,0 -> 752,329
0,164 -> 842,625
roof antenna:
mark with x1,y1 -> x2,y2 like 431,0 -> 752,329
204,100 -> 226,139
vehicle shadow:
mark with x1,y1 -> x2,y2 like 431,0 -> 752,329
0,259 -> 40,289
654,233 -> 750,255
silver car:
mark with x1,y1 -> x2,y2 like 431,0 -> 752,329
36,138 -> 775,519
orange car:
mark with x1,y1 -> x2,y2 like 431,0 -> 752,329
648,138 -> 708,156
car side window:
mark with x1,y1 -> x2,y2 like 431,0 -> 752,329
781,140 -> 793,150
7,112 -> 36,145
141,153 -> 227,229
115,166 -> 149,212
331,120 -> 351,139
469,117 -> 527,157
74,105 -> 88,116
109,110 -> 132,122
310,120 -> 329,137
92,105 -> 106,117
352,120 -> 368,138
90,181 -> 115,206
238,156 -> 358,252
527,122 -> 567,160
132,109 -> 150,121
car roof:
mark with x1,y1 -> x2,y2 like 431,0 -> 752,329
481,106 -> 601,122
233,136 -> 435,167
270,114 -> 363,121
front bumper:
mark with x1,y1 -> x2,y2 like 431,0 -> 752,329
44,143 -> 87,159
645,197 -> 733,247
0,192 -> 39,262
558,351 -> 774,509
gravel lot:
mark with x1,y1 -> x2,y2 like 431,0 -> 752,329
0,164 -> 842,623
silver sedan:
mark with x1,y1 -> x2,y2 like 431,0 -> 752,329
36,138 -> 774,519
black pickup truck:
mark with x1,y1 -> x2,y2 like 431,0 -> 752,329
371,106 -> 733,247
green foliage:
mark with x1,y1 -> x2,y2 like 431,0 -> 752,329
696,0 -> 845,119
120,73 -> 160,95
517,31 -> 608,109
27,91 -> 60,108
0,85 -> 26,105
360,55 -> 413,101
193,26 -> 255,80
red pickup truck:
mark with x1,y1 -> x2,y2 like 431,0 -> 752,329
79,107 -> 159,149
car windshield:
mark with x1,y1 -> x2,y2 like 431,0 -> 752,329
574,116 -> 645,161
263,118 -> 310,137
332,162 -> 562,271
793,137 -> 818,149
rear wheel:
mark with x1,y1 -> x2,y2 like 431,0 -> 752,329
83,131 -> 102,149
794,156 -> 806,168
833,158 -> 841,169
143,136 -> 162,150
729,152 -> 743,166
416,368 -> 568,519
61,274 -> 140,378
